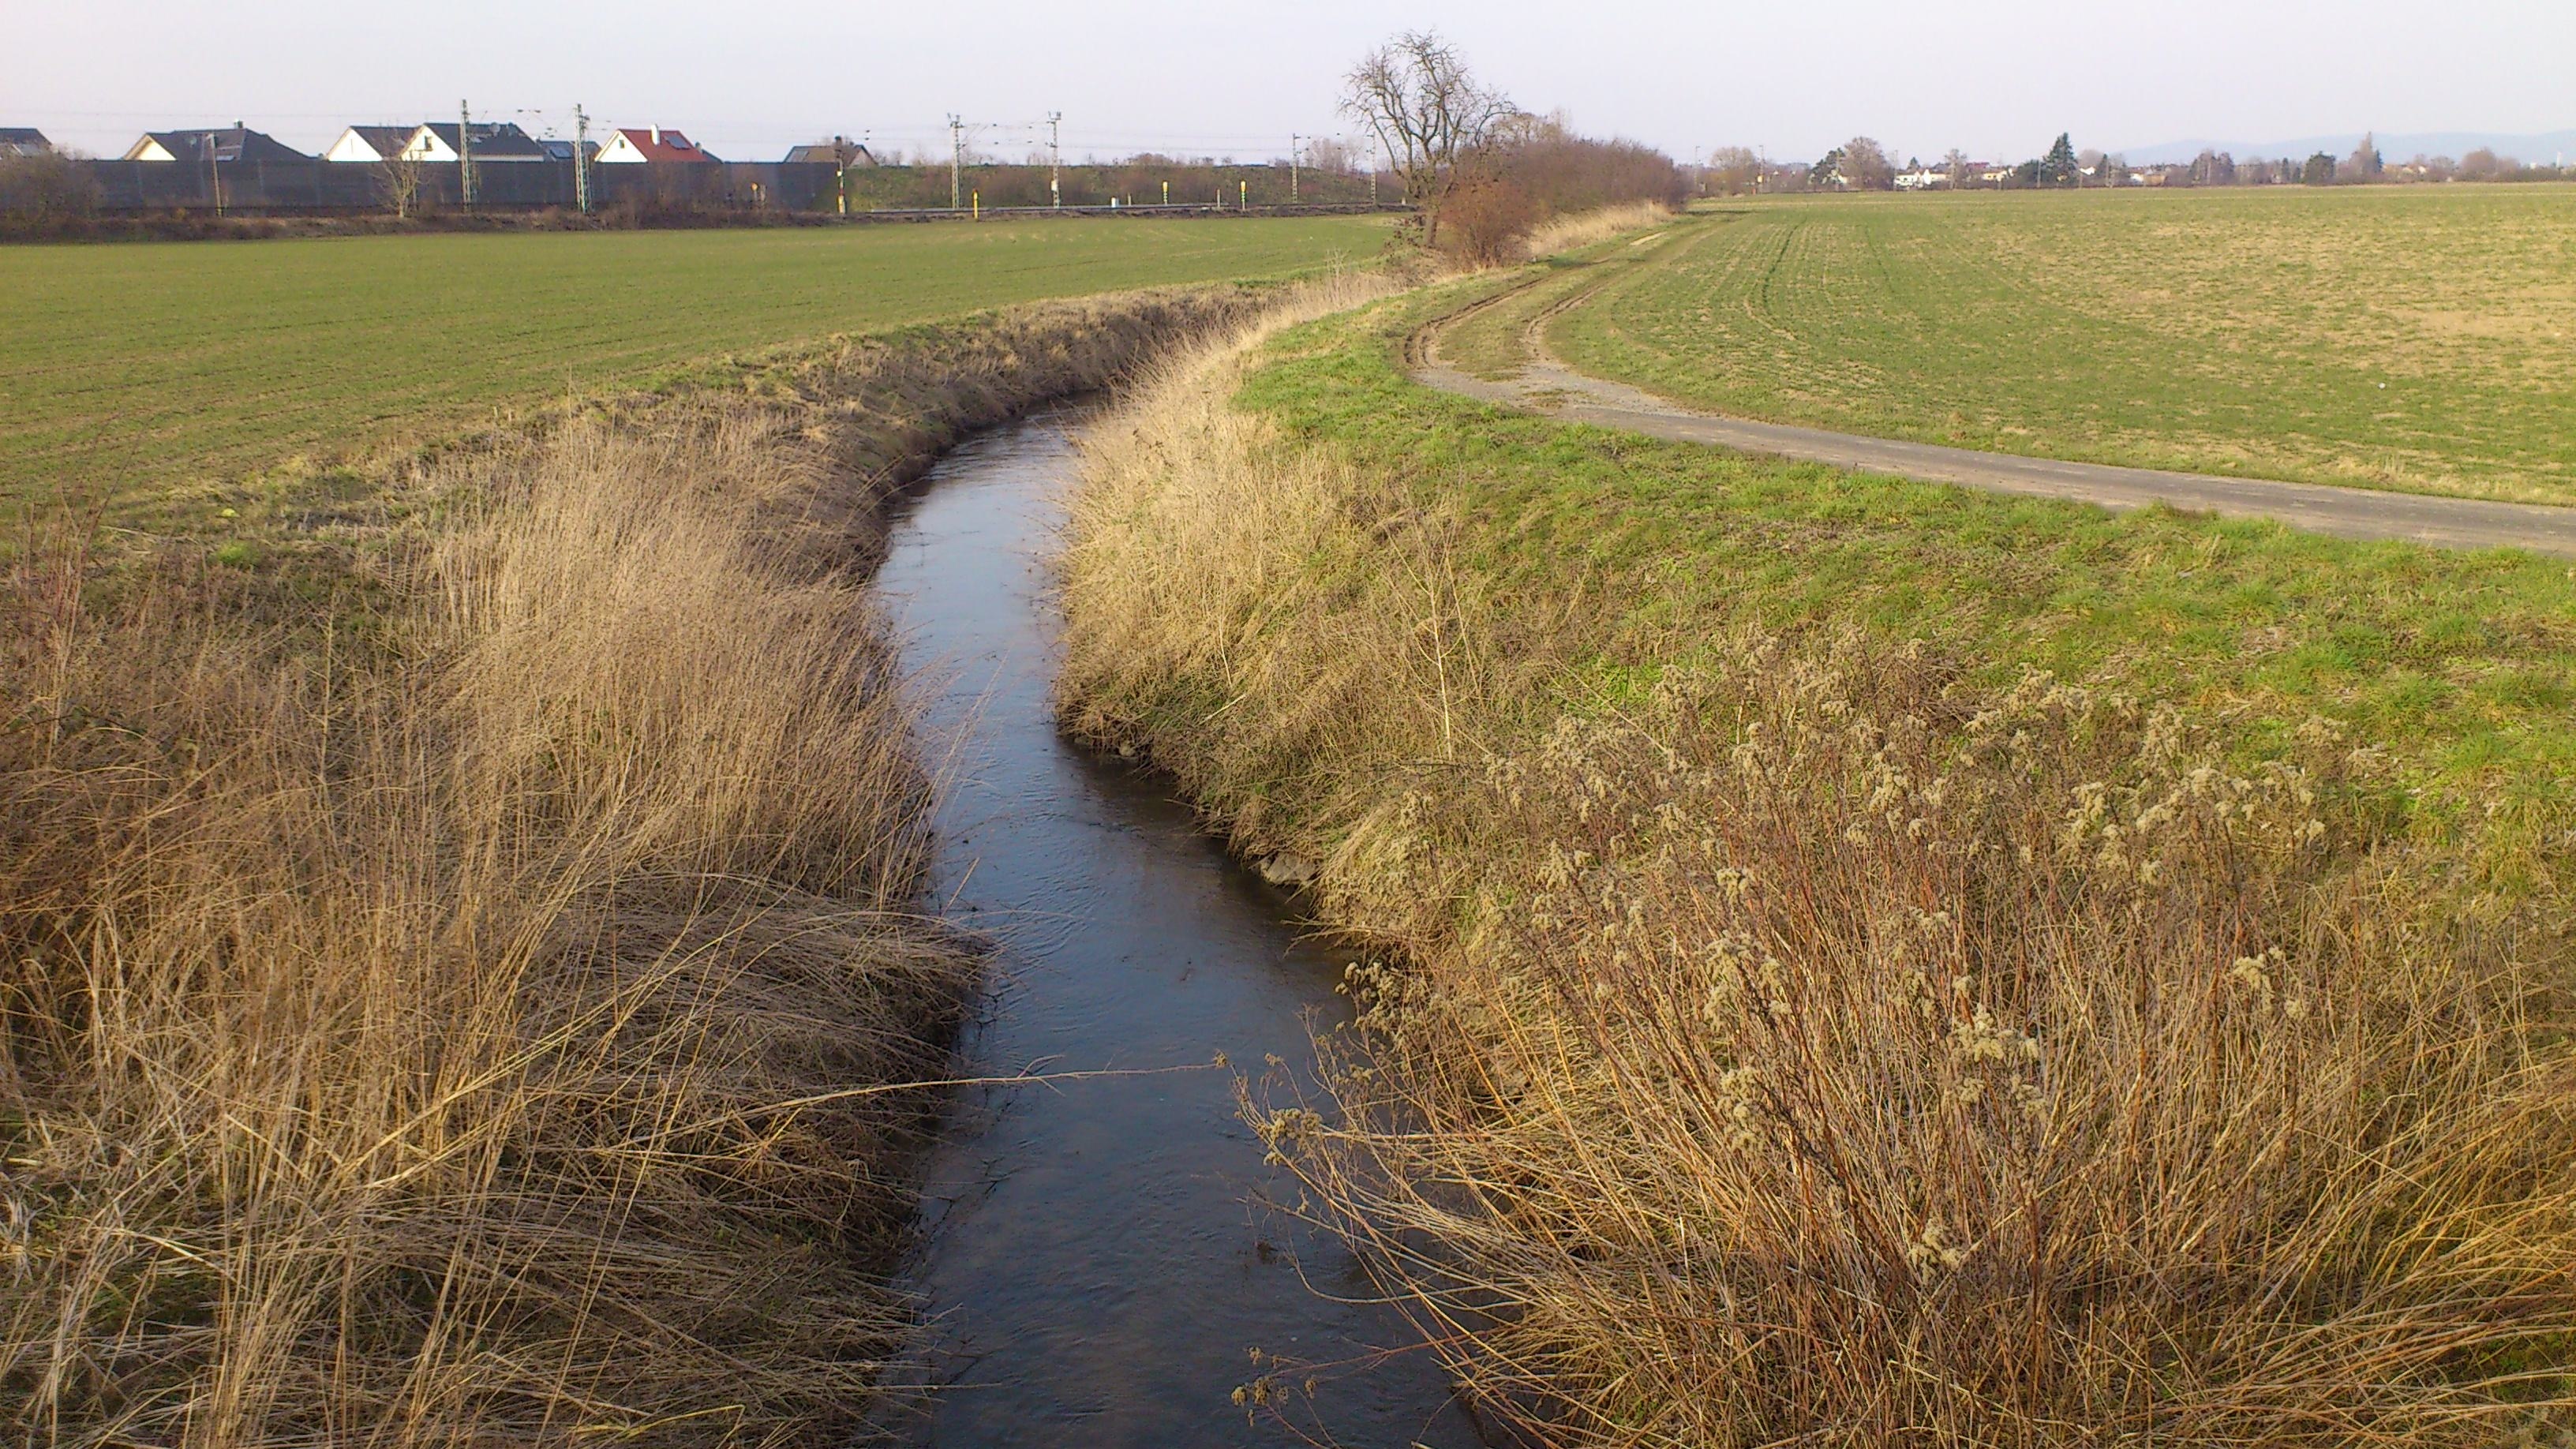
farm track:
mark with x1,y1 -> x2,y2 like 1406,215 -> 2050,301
1416,241 -> 2576,559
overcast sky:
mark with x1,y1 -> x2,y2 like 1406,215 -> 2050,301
8,0 -> 2570,165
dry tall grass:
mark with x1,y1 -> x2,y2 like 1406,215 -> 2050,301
1058,300 -> 2576,1444
1509,200 -> 1673,262
1,288 -> 1261,1446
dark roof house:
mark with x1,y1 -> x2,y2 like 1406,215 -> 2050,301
124,125 -> 311,164
538,137 -> 601,163
0,128 -> 54,158
784,137 -> 875,167
321,125 -> 422,163
414,121 -> 553,163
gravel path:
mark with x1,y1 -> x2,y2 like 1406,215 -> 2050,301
1417,305 -> 2576,560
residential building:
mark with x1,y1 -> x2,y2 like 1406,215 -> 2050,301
124,125 -> 310,164
784,137 -> 874,167
0,127 -> 54,159
406,122 -> 553,163
595,126 -> 721,163
538,138 -> 601,163
320,125 -> 421,163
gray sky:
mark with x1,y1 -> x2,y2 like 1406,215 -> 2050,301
8,0 -> 2570,165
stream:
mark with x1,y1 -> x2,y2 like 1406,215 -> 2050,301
876,413 -> 1481,1449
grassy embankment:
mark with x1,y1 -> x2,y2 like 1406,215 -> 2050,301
1,282 -> 1270,1443
1459,187 -> 2576,505
0,213 -> 1390,524
1058,254 -> 2576,1441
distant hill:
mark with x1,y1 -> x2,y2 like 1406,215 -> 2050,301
2118,130 -> 2576,167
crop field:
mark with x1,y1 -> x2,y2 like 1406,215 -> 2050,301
0,214 -> 1389,519
1526,186 -> 2576,505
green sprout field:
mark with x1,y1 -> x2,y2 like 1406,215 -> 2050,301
1525,187 -> 2576,505
0,215 -> 1390,518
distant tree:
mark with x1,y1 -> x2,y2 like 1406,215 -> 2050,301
1304,136 -> 1361,174
2302,152 -> 2338,185
1809,147 -> 1845,189
374,151 -> 425,219
2038,133 -> 2081,187
1342,29 -> 1518,247
2458,147 -> 2507,180
2346,132 -> 2383,181
1839,136 -> 1895,189
2101,152 -> 2131,185
2012,159 -> 2042,188
2188,148 -> 2235,186
0,149 -> 101,228
1705,145 -> 1762,195
1943,148 -> 1972,188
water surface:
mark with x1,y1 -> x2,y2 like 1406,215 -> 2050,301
878,414 -> 1477,1449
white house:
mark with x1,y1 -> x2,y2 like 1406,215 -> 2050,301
321,125 -> 419,163
324,122 -> 552,164
1895,166 -> 1949,190
594,126 -> 720,163
404,122 -> 552,163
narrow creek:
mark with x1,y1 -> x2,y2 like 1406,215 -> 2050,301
875,413 -> 1481,1448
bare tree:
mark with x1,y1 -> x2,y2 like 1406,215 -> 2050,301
1838,136 -> 1895,190
1943,148 -> 1973,189
1705,145 -> 1763,195
1305,136 -> 1361,174
1342,29 -> 1518,246
375,150 -> 425,219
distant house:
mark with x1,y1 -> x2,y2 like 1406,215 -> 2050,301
320,125 -> 421,163
124,125 -> 310,164
0,127 -> 54,158
783,136 -> 874,167
1894,165 -> 1948,190
595,126 -> 721,163
538,137 -> 601,163
406,122 -> 553,163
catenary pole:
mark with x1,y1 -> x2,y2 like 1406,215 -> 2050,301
948,114 -> 963,210
458,99 -> 476,209
1048,111 -> 1061,209
573,104 -> 591,215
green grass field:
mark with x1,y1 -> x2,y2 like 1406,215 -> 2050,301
1263,278 -> 2576,889
1520,187 -> 2576,505
0,215 -> 1390,517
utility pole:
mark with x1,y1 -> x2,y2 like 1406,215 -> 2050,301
1290,133 -> 1302,203
948,114 -> 963,210
1047,110 -> 1061,210
459,99 -> 476,209
573,104 -> 591,215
